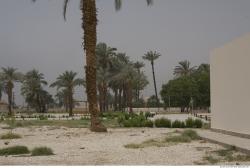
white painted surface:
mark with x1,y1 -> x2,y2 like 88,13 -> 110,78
210,33 -> 250,135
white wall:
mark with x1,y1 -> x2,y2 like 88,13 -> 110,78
211,33 -> 250,135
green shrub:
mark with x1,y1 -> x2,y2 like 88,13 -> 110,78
185,118 -> 195,128
39,115 -> 48,120
165,135 -> 191,143
31,147 -> 54,156
123,120 -> 132,127
0,146 -> 30,156
144,112 -> 151,119
144,120 -> 154,127
194,119 -> 203,128
181,129 -> 200,140
0,132 -> 21,139
155,118 -> 171,128
117,115 -> 125,125
172,120 -> 185,128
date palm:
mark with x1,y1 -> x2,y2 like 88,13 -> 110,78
21,69 -> 48,113
1,67 -> 23,116
50,71 -> 84,116
174,60 -> 197,77
142,51 -> 161,107
133,61 -> 145,101
33,0 -> 152,132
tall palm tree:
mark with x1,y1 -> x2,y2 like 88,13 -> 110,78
21,69 -> 48,113
174,60 -> 197,77
0,81 -> 3,101
50,71 -> 84,117
33,0 -> 152,132
1,67 -> 22,116
142,51 -> 161,107
133,61 -> 145,101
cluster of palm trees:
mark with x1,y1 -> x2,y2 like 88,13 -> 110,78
0,67 -> 84,116
95,42 -> 149,114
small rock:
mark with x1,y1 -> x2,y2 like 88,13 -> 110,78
236,163 -> 240,165
80,147 -> 85,149
141,130 -> 145,133
4,141 -> 9,145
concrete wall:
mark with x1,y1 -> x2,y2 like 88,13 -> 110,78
210,33 -> 250,135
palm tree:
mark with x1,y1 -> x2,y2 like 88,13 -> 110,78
50,71 -> 84,116
33,0 -> 153,132
1,67 -> 22,116
0,81 -> 3,101
133,61 -> 145,101
174,60 -> 197,77
21,69 -> 48,113
142,51 -> 161,108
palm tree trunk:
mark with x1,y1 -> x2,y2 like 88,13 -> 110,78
69,90 -> 73,117
81,0 -> 107,132
114,89 -> 118,111
127,81 -> 133,114
151,61 -> 159,108
7,87 -> 13,116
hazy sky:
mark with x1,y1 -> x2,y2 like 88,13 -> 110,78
1,0 -> 250,105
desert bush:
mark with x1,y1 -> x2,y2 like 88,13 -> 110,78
185,118 -> 194,128
144,120 -> 154,127
38,115 -> 48,120
165,135 -> 191,143
0,132 -> 21,139
31,147 -> 54,156
172,120 -> 185,128
194,119 -> 203,128
155,118 -> 171,128
0,146 -> 30,156
181,129 -> 200,140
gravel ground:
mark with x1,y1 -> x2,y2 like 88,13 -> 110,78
0,126 -> 247,165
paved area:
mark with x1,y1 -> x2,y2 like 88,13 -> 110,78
197,129 -> 250,154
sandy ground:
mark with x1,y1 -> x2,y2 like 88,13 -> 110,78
0,126 -> 247,165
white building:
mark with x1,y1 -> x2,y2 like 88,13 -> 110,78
210,33 -> 250,137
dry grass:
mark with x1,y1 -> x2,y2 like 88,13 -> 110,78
0,132 -> 22,139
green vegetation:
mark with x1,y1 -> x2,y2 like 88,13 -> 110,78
0,132 -> 21,139
125,130 -> 200,149
155,118 -> 171,128
0,146 -> 30,156
200,146 -> 250,165
161,62 -> 210,112
31,147 -> 54,156
171,120 -> 185,128
185,118 -> 203,128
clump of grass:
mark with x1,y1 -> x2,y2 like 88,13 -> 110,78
181,129 -> 200,140
124,143 -> 142,149
155,118 -> 171,128
124,139 -> 167,149
0,132 -> 22,139
171,120 -> 185,128
203,155 -> 219,164
31,146 -> 54,156
0,146 -> 30,156
165,135 -> 191,143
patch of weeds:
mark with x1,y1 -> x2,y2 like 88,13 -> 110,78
203,155 -> 219,164
0,146 -> 30,156
124,139 -> 167,149
0,132 -> 22,139
165,135 -> 191,143
31,146 -> 54,156
155,118 -> 171,128
181,129 -> 200,140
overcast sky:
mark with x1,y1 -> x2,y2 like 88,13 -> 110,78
1,0 -> 250,105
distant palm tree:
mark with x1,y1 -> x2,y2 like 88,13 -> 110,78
174,60 -> 197,77
33,0 -> 152,132
1,67 -> 22,116
133,61 -> 145,101
50,71 -> 84,116
21,69 -> 48,113
0,81 -> 3,101
143,51 -> 161,107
